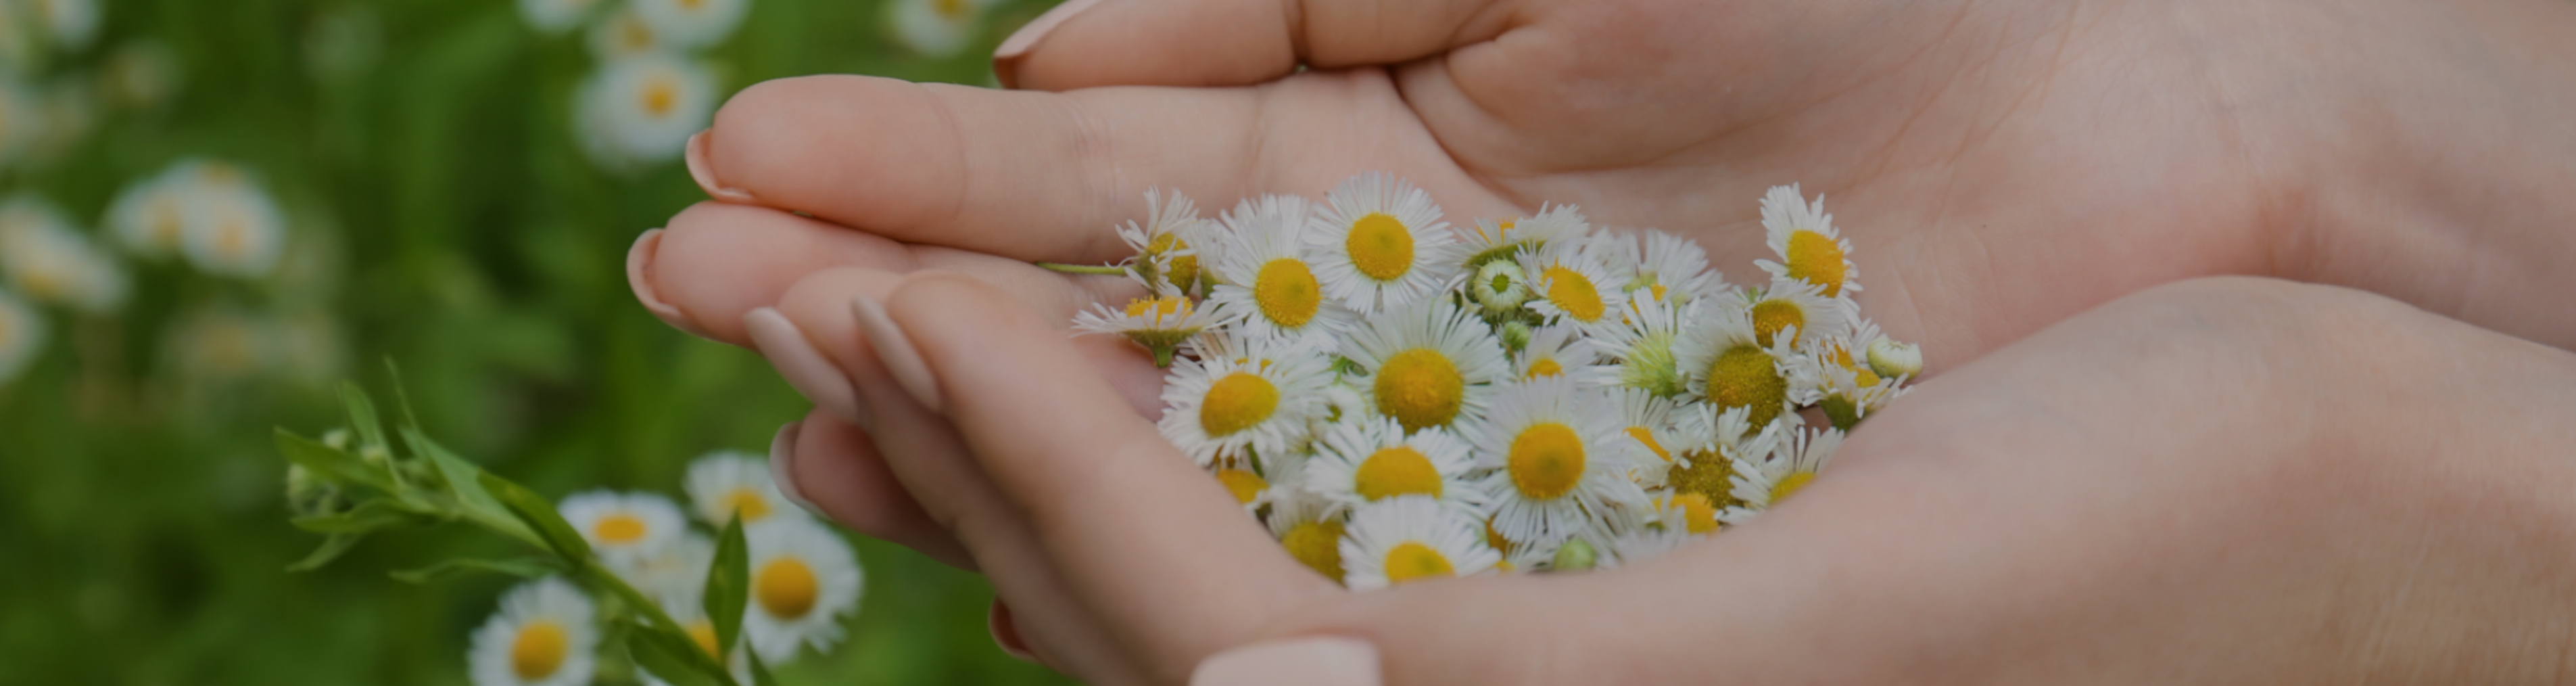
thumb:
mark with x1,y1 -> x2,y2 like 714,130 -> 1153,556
1185,571 -> 1696,686
995,0 -> 1514,90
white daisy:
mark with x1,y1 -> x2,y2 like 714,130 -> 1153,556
1755,184 -> 1861,297
743,516 -> 864,663
1469,377 -> 1650,547
103,41 -> 179,110
1157,333 -> 1332,465
606,531 -> 714,605
1720,426 -> 1844,525
1604,388 -> 1681,488
1458,204 -> 1586,270
888,0 -> 991,58
1306,173 -> 1463,315
0,288 -> 42,384
105,170 -> 191,258
1339,298 -> 1509,433
1585,294 -> 1694,398
1208,193 -> 1357,342
1113,188 -> 1215,296
555,490 -> 687,564
1806,321 -> 1905,430
27,0 -> 98,51
1074,294 -> 1222,367
176,162 -> 289,279
1600,228 -> 1728,306
576,52 -> 716,168
1598,508 -> 1694,570
517,0 -> 609,35
1512,324 -> 1602,383
1741,277 -> 1849,351
468,578 -> 598,686
1464,252 -> 1536,318
1306,415 -> 1483,516
1518,235 -> 1629,334
638,582 -> 752,686
1655,405 -> 1780,534
0,196 -> 126,315
586,6 -> 663,60
1339,495 -> 1500,591
631,0 -> 750,49
1264,485 -> 1348,585
685,451 -> 809,527
1675,300 -> 1810,432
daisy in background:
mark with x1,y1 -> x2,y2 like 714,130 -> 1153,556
105,166 -> 192,258
632,0 -> 750,49
1755,183 -> 1860,298
586,6 -> 663,60
1586,294 -> 1694,398
25,0 -> 98,51
1074,294 -> 1221,367
177,162 -> 289,279
1307,173 -> 1463,315
1208,193 -> 1355,342
1720,426 -> 1845,526
0,196 -> 126,315
1676,300 -> 1813,432
1339,495 -> 1501,591
518,0 -> 609,34
1306,415 -> 1485,516
1341,299 -> 1510,433
1470,377 -> 1650,547
888,0 -> 991,58
468,578 -> 597,686
641,585 -> 753,685
0,288 -> 42,384
576,52 -> 716,168
1266,486 -> 1348,585
606,530 -> 714,603
1599,228 -> 1728,306
1512,324 -> 1603,382
1112,188 -> 1214,296
1157,332 -> 1332,466
103,41 -> 180,110
743,516 -> 863,663
1519,234 -> 1630,335
685,451 -> 808,526
556,490 -> 687,564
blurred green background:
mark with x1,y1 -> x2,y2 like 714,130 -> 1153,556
0,0 -> 1078,683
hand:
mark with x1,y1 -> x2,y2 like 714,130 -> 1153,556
809,274 -> 2576,685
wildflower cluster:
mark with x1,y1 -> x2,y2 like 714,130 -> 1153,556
278,382 -> 862,686
519,0 -> 746,170
1067,175 -> 1925,585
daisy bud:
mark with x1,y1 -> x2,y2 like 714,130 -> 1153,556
1550,538 -> 1598,572
1469,259 -> 1533,317
1499,319 -> 1533,354
1865,337 -> 1922,379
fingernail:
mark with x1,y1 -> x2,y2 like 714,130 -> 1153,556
991,0 -> 1105,89
627,229 -> 715,339
744,307 -> 868,424
686,131 -> 757,204
851,294 -> 944,413
988,599 -> 1038,662
768,420 -> 824,517
1190,637 -> 1380,686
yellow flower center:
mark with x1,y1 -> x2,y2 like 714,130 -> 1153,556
1122,294 -> 1193,323
1253,258 -> 1321,327
1750,299 -> 1805,346
149,202 -> 184,245
1345,212 -> 1415,282
1671,493 -> 1720,534
1524,357 -> 1563,379
619,17 -> 654,50
1506,422 -> 1585,500
1706,345 -> 1787,429
1382,542 -> 1456,585
1542,266 -> 1606,322
934,0 -> 970,18
680,0 -> 706,8
1199,372 -> 1280,436
1145,233 -> 1199,290
593,513 -> 647,545
1215,468 -> 1266,504
215,220 -> 248,257
755,557 -> 819,619
1649,283 -> 1669,302
721,488 -> 772,523
511,620 -> 569,680
642,78 -> 677,117
1373,349 -> 1465,432
1354,446 -> 1443,501
1623,426 -> 1673,463
686,619 -> 721,658
1281,520 -> 1345,583
1483,518 -> 1512,555
1785,229 -> 1848,297
1771,471 -> 1818,505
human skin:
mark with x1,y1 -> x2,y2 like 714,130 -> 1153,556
622,0 -> 2576,681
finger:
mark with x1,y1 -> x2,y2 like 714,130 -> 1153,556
639,201 -> 1148,347
994,0 -> 1515,91
776,409 -> 977,569
773,266 -> 1166,421
878,273 -> 1340,681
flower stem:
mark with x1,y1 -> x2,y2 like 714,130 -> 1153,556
1036,262 -> 1128,275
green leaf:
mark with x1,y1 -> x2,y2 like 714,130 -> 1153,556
406,428 -> 531,543
704,514 -> 750,660
387,557 -> 558,585
289,499 -> 437,533
480,471 -> 593,564
625,622 -> 737,686
338,381 -> 390,457
284,533 -> 366,572
275,428 -> 398,495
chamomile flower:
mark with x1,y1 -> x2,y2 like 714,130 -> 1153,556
586,7 -> 663,59
178,162 -> 289,279
1339,495 -> 1500,591
1340,299 -> 1509,433
685,451 -> 809,527
1075,294 -> 1222,367
105,170 -> 191,257
1604,388 -> 1681,488
642,587 -> 751,686
1755,184 -> 1860,297
0,288 -> 41,384
1603,229 -> 1728,306
1465,254 -> 1535,318
1469,377 -> 1649,547
0,196 -> 125,314
1307,173 -> 1463,314
1209,453 -> 1271,509
1867,336 -> 1924,379
1598,508 -> 1694,570
1157,334 -> 1333,466
1266,486 -> 1348,584
1807,321 -> 1903,430
25,0 -> 97,51
517,0 -> 609,34
1208,193 -> 1355,342
632,0 -> 750,49
1458,204 -> 1585,271
577,52 -> 716,167
468,578 -> 598,686
744,516 -> 863,663
606,531 -> 715,603
1519,237 -> 1629,334
1675,302 -> 1809,431
1585,295 -> 1692,398
1657,406 -> 1777,534
888,0 -> 990,58
1720,426 -> 1843,525
1114,189 -> 1215,296
1740,277 -> 1848,351
556,490 -> 687,564
1306,415 -> 1483,516
103,41 -> 178,110
1512,324 -> 1602,382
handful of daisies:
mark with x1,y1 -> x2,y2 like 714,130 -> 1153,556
276,382 -> 859,686
1064,175 -> 1924,587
